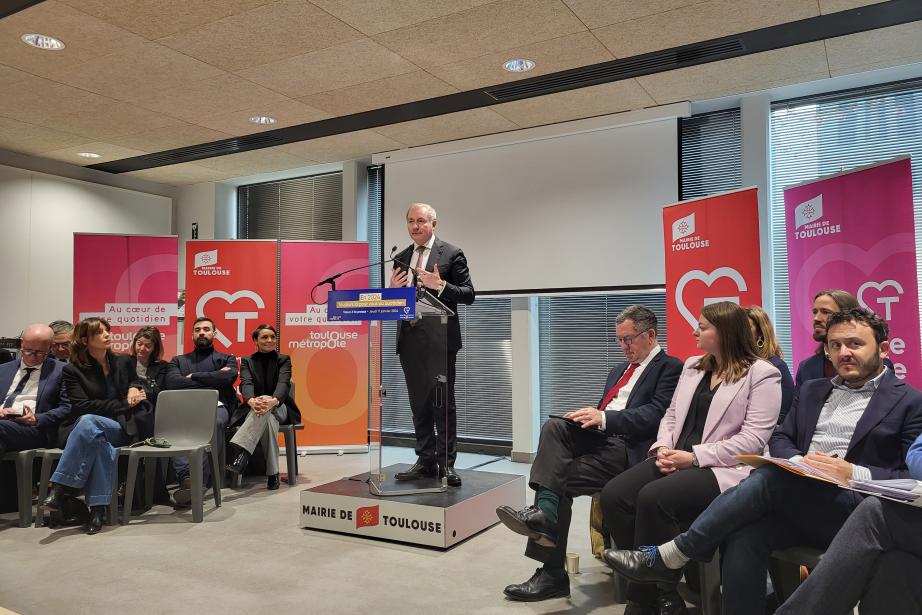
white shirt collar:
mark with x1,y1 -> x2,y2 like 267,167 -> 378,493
636,345 -> 661,367
415,235 -> 436,251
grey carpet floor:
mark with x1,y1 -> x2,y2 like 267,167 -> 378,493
0,447 -> 635,615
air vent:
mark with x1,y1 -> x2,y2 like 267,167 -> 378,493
486,39 -> 745,102
142,133 -> 286,165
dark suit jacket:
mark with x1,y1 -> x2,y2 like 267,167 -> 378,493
60,353 -> 147,445
394,237 -> 475,354
0,356 -> 70,443
769,355 -> 796,424
164,347 -> 238,412
133,358 -> 169,405
231,352 -> 302,427
601,350 -> 683,467
771,369 -> 922,479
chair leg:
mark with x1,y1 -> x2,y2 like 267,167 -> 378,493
699,556 -> 723,615
284,430 -> 298,486
191,449 -> 204,523
108,462 -> 119,526
209,447 -> 222,508
769,558 -> 803,604
35,454 -> 57,528
122,454 -> 141,525
143,458 -> 156,507
14,451 -> 35,528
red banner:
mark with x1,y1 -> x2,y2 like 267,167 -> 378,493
280,241 -> 369,447
74,234 -> 178,359
663,188 -> 763,360
183,240 -> 278,358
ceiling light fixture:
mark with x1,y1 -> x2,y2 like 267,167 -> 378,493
21,33 -> 65,50
249,115 -> 277,125
503,59 -> 535,73
77,152 -> 102,159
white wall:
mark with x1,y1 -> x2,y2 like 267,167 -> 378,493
0,163 -> 172,335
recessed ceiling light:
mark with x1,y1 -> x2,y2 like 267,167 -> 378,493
503,59 -> 535,73
249,115 -> 277,125
21,33 -> 65,51
77,152 -> 101,159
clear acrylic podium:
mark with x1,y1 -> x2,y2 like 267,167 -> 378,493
369,289 -> 454,496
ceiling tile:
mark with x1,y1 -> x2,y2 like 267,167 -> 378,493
58,0 -> 274,40
107,123 -> 234,152
0,73 -> 110,125
41,99 -> 183,141
374,108 -> 518,146
158,0 -> 363,72
125,163 -> 235,186
136,74 -> 290,123
637,42 -> 829,104
195,148 -> 311,175
237,38 -> 419,98
0,117 -> 86,155
192,99 -> 331,135
45,40 -> 226,105
0,64 -> 34,88
563,0 -> 706,29
309,0 -> 499,36
492,79 -> 656,127
593,0 -> 819,58
826,22 -> 922,77
299,71 -> 458,116
819,0 -> 887,13
279,130 -> 406,163
372,0 -> 586,70
429,31 -> 614,91
39,142 -> 150,165
0,1 -> 146,77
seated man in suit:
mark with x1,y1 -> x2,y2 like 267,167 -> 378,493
0,324 -> 70,456
48,320 -> 74,362
604,307 -> 922,615
795,289 -> 858,386
496,305 -> 682,601
164,316 -> 236,507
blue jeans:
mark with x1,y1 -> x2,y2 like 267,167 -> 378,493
51,414 -> 126,507
173,404 -> 228,484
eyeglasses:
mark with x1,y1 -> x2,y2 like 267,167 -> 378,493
20,349 -> 49,358
617,330 -> 651,346
51,342 -> 70,349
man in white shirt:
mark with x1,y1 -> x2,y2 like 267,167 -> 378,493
496,305 -> 682,602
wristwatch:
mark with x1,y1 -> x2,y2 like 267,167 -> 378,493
691,452 -> 700,467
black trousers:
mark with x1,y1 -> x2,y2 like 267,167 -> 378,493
0,420 -> 48,456
525,418 -> 628,569
600,458 -> 720,603
776,496 -> 922,615
399,329 -> 457,468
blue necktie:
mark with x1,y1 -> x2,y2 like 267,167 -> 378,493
4,367 -> 36,408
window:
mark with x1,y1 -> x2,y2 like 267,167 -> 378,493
237,172 -> 342,240
680,108 -> 743,200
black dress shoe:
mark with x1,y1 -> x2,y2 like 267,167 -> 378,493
226,449 -> 251,475
86,505 -> 105,535
602,547 -> 683,586
623,601 -> 657,615
394,461 -> 438,481
496,505 -> 558,548
42,484 -> 69,514
440,466 -> 462,487
503,568 -> 569,602
657,590 -> 689,615
267,474 -> 280,490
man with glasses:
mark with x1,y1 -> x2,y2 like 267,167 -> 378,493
0,324 -> 70,456
48,320 -> 74,362
496,305 -> 682,601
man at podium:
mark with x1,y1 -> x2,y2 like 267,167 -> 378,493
389,203 -> 475,486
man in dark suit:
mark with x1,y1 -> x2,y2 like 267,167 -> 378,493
0,323 -> 70,455
389,203 -> 475,487
604,308 -> 922,615
164,316 -> 237,506
496,306 -> 682,602
795,289 -> 858,386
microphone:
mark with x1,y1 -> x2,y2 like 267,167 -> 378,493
315,246 -> 398,290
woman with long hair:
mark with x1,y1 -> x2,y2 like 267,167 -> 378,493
746,306 -> 795,423
599,301 -> 782,615
130,326 -> 169,406
42,317 -> 150,534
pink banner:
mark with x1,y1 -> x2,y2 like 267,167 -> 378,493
280,241 -> 369,447
784,157 -> 919,384
74,234 -> 179,359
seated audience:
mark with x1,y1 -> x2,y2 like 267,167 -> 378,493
599,301 -> 781,615
604,307 -> 922,615
48,320 -> 74,362
746,306 -> 795,422
43,317 -> 150,534
775,431 -> 922,615
495,305 -> 682,602
795,289 -> 858,385
226,324 -> 301,490
130,326 -> 169,405
0,324 -> 70,456
163,316 -> 235,507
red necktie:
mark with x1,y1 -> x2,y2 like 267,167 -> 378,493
598,363 -> 640,410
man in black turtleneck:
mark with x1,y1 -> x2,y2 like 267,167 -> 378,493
164,316 -> 237,507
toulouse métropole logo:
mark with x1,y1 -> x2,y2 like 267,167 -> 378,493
792,194 -> 841,240
671,212 -> 709,251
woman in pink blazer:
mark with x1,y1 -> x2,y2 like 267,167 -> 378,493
599,301 -> 781,615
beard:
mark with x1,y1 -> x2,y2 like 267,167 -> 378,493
194,337 -> 213,349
